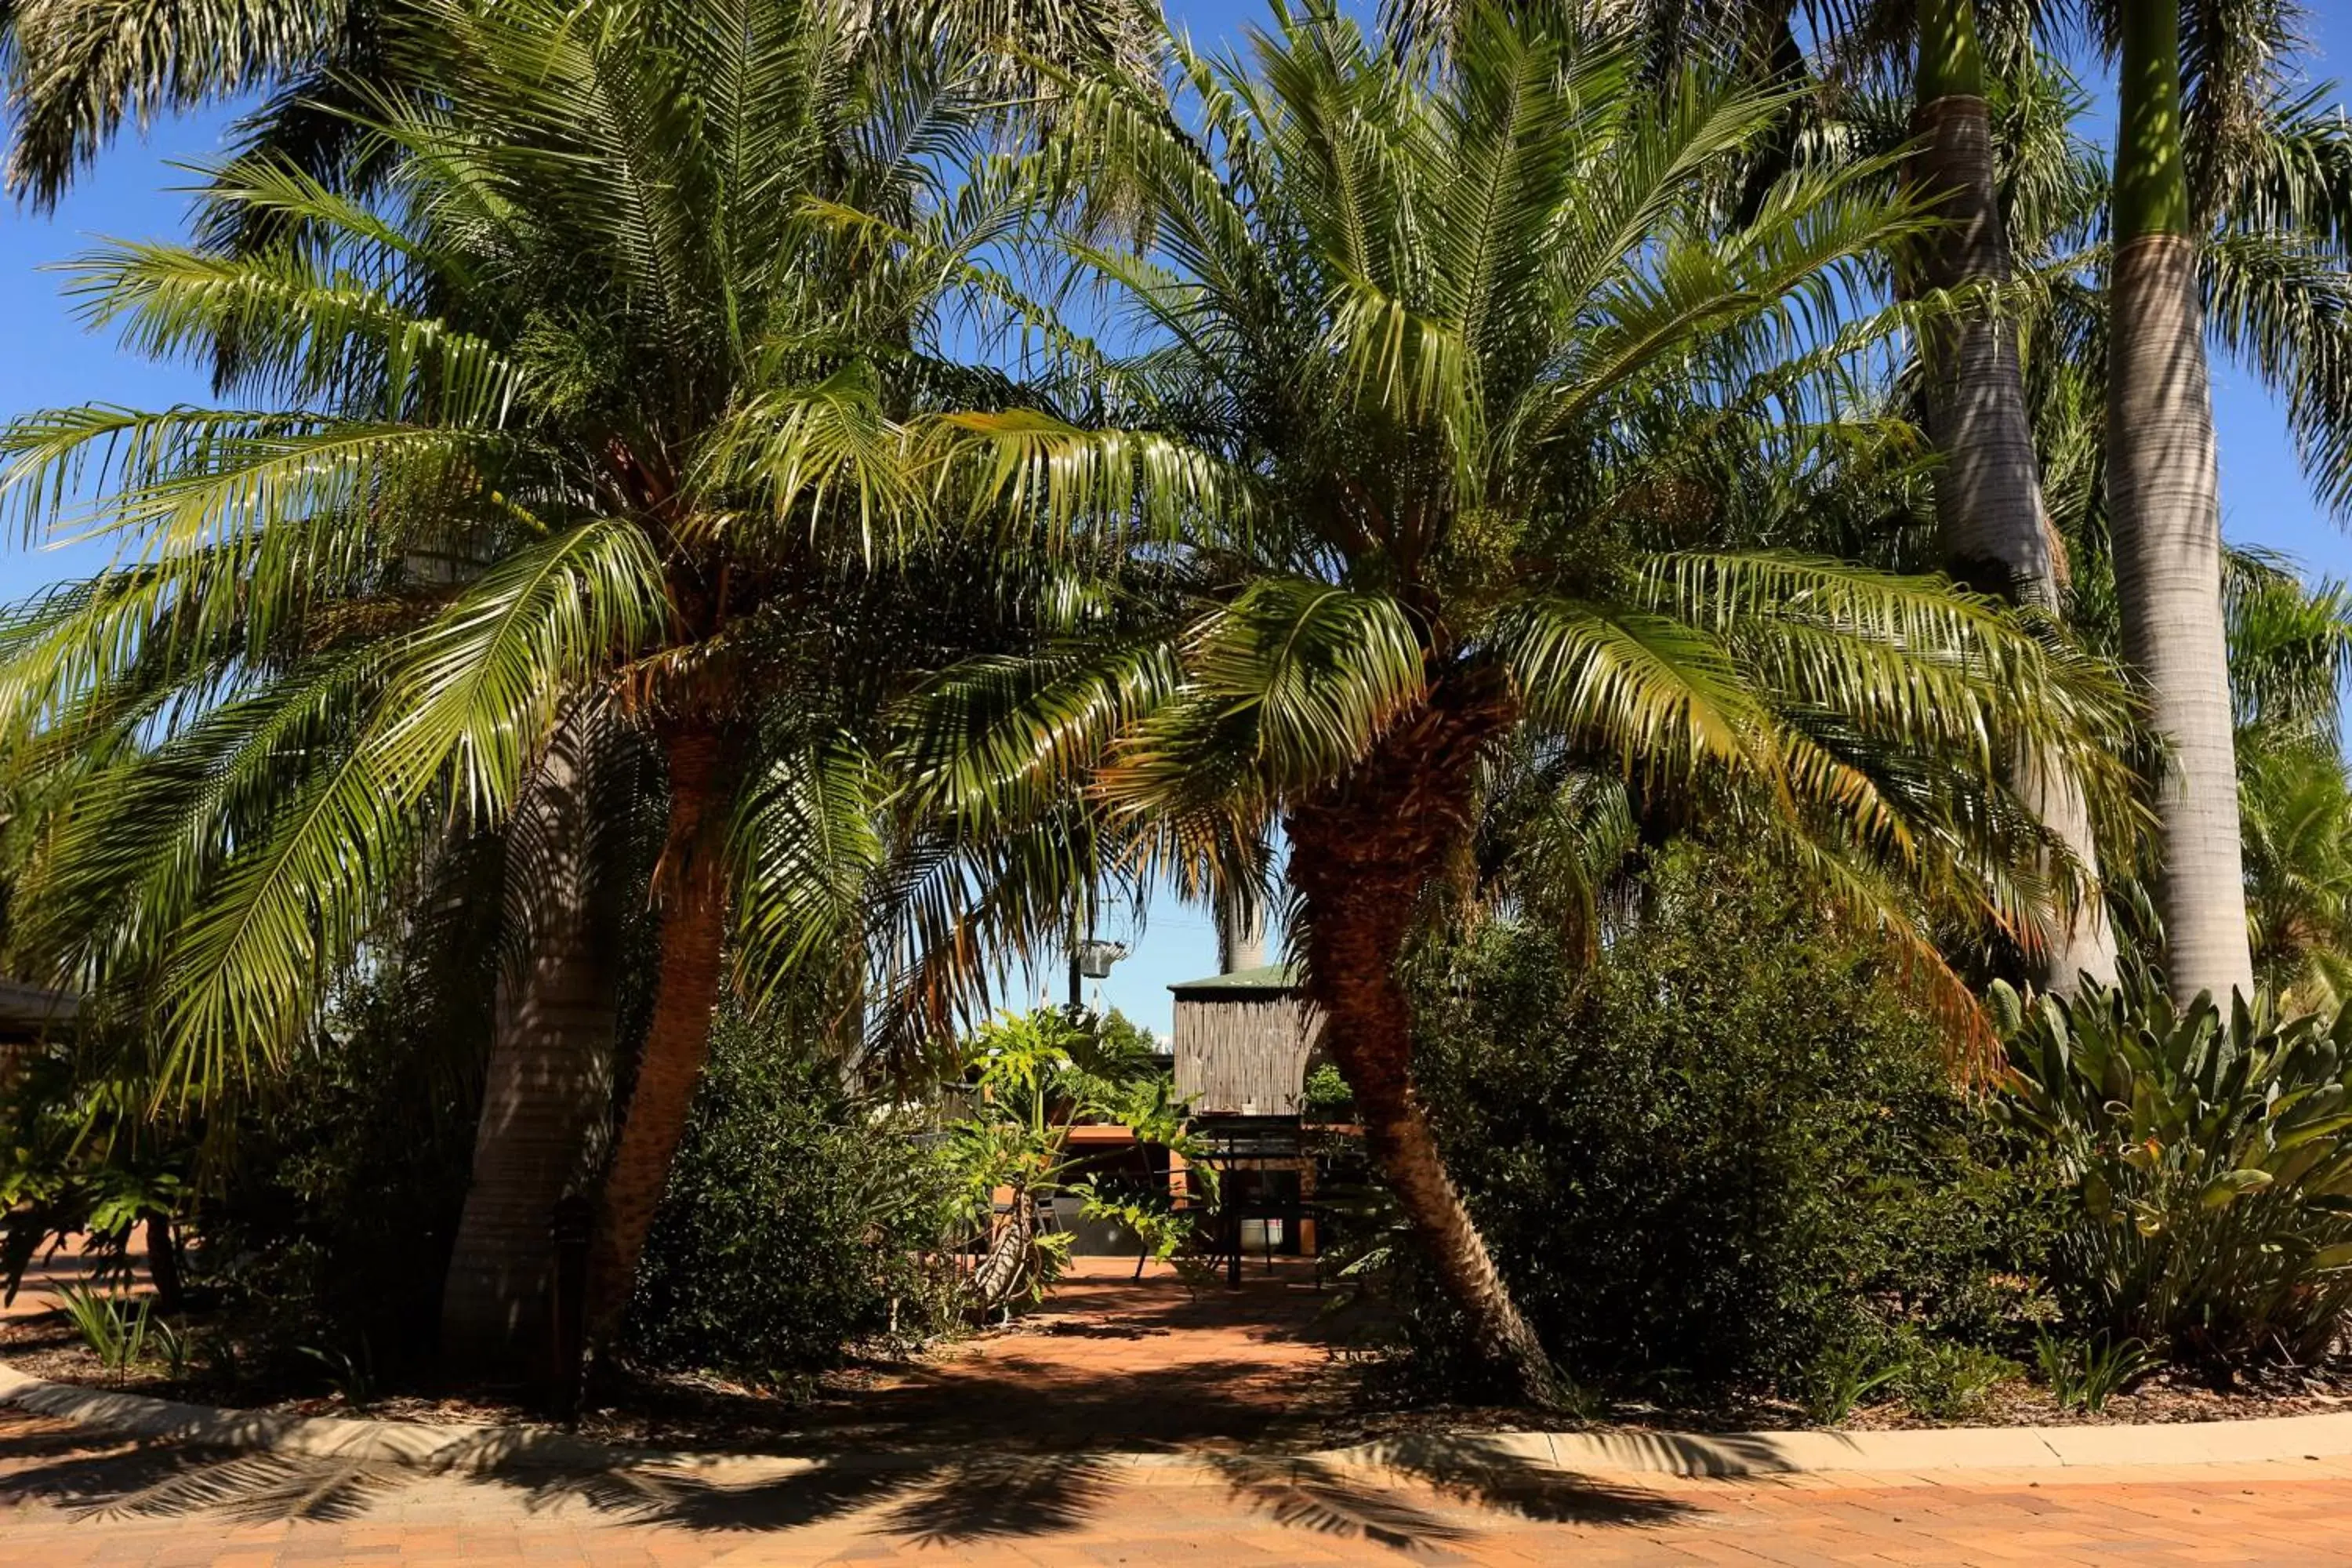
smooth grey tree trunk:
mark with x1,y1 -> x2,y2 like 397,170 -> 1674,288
1911,82 -> 2118,994
2107,235 -> 2255,1003
1215,885 -> 1265,974
438,716 -> 620,1380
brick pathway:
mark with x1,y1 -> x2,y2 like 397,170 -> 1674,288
782,1257 -> 1356,1451
8,1259 -> 2352,1563
5,1406 -> 2352,1565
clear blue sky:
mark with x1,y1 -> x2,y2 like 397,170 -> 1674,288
1,0 -> 2345,1035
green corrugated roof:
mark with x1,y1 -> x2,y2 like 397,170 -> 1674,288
1167,963 -> 1298,996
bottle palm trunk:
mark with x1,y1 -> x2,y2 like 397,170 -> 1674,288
439,714 -> 619,1381
1910,0 -> 2116,993
1285,691 -> 1567,1408
583,724 -> 735,1349
2106,0 -> 2254,1003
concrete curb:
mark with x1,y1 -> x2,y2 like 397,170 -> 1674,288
0,1362 -> 626,1473
10,1359 -> 2352,1479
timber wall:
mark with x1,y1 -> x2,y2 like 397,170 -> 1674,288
1173,994 -> 1319,1114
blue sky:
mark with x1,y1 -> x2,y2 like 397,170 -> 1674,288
1,0 -> 2346,1034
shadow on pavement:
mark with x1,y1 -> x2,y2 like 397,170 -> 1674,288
1210,1453 -> 1477,1552
1207,1437 -> 1697,1552
0,1406 -> 1699,1550
0,1411 -> 1110,1540
0,1421 -> 405,1526
1374,1435 -> 1700,1525
504,1450 -> 927,1531
874,1454 -> 1114,1544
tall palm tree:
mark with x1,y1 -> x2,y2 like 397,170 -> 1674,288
1393,7 -> 2119,1004
2104,0 -> 2253,1003
0,0 -> 1091,1355
1904,0 -> 2118,991
1534,2 -> 2352,1002
906,4 -> 2138,1403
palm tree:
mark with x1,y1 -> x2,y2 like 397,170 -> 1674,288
905,4 -> 2139,1403
0,0 -> 1157,211
0,0 -> 375,207
2227,557 -> 2352,1010
4,0 -> 1171,1377
1833,0 -> 2352,1003
437,704 -> 641,1377
2103,0 -> 2253,1003
0,0 -> 1093,1356
1903,0 -> 2120,991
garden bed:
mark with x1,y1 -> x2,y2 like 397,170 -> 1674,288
14,1262 -> 2352,1457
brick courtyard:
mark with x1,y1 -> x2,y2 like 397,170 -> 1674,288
8,1406 -> 2352,1565
6,1258 -> 2352,1563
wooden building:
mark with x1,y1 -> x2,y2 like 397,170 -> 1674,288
1169,964 -> 1319,1116
1168,964 -> 1323,1262
0,978 -> 76,1094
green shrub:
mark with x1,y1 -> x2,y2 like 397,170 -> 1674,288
623,1013 -> 962,1381
1889,1333 -> 2020,1419
0,934 -> 495,1390
189,960 -> 495,1381
1304,1062 -> 1356,1121
1996,965 -> 2352,1367
1391,848 -> 2048,1404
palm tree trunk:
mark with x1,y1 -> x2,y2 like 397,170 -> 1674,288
1286,693 -> 1566,1408
583,724 -> 735,1349
2107,0 -> 2254,1004
143,1214 -> 182,1313
439,715 -> 619,1381
1910,0 -> 2116,993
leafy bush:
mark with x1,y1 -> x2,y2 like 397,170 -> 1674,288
187,945 -> 496,1379
1996,965 -> 2352,1366
942,1007 -> 1213,1314
2,935 -> 494,1388
623,1013 -> 963,1381
1392,848 -> 2048,1404
1889,1334 -> 2020,1419
1304,1062 -> 1356,1121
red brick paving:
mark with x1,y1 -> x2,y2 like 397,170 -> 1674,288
7,1260 -> 2352,1563
6,1415 -> 2351,1567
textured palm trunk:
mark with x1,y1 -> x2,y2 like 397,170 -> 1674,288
969,1200 -> 1035,1314
583,724 -> 734,1348
439,717 -> 619,1380
1910,0 -> 2115,993
143,1214 -> 183,1312
1286,691 -> 1566,1408
2107,0 -> 2254,1004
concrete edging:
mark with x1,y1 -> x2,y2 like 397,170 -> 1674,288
9,1358 -> 2352,1479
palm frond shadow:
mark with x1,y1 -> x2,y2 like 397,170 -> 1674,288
76,1453 -> 408,1524
0,1417 -> 925,1537
875,1454 -> 1114,1544
504,1454 -> 928,1533
1207,1453 -> 1475,1552
0,1427 -> 411,1526
1370,1437 -> 1700,1526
